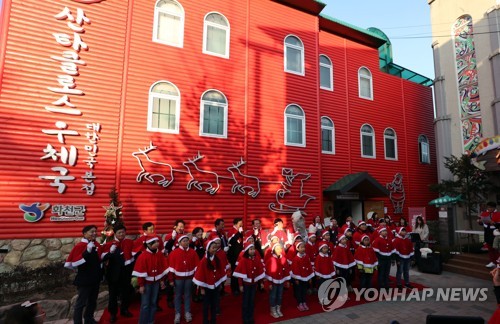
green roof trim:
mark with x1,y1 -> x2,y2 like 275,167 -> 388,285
319,14 -> 388,44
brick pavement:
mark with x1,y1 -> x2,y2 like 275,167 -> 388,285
276,267 -> 497,324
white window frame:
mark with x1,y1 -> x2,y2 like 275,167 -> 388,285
321,116 -> 335,154
152,0 -> 185,48
358,66 -> 373,100
147,81 -> 181,134
360,123 -> 376,158
419,135 -> 430,164
202,12 -> 230,59
199,89 -> 228,139
284,35 -> 305,76
284,104 -> 306,147
383,128 -> 398,160
319,54 -> 333,91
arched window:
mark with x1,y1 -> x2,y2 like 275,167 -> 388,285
153,0 -> 184,47
284,35 -> 304,75
200,90 -> 228,138
203,12 -> 230,58
418,135 -> 430,164
384,128 -> 397,160
284,104 -> 305,146
319,55 -> 333,90
321,117 -> 335,154
148,81 -> 180,133
360,124 -> 375,158
358,67 -> 373,100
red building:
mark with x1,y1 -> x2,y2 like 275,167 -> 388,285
0,0 -> 437,239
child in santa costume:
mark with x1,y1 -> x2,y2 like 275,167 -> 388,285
193,237 -> 228,324
233,241 -> 266,324
265,242 -> 291,319
168,234 -> 200,323
393,227 -> 414,289
100,224 -> 134,322
286,232 -> 303,263
354,234 -> 378,290
372,227 -> 395,289
332,233 -> 356,292
264,235 -> 279,263
353,220 -> 369,247
291,241 -> 314,312
314,241 -> 336,291
132,235 -> 169,324
64,225 -> 102,324
305,232 -> 318,265
319,230 -> 335,255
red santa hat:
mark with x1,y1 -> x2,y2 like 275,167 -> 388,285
243,241 -> 254,252
358,220 -> 366,226
337,233 -> 346,242
308,232 -> 316,240
292,232 -> 302,241
204,236 -> 221,250
318,241 -> 329,251
360,234 -> 371,243
377,227 -> 388,234
271,242 -> 283,254
295,241 -> 305,250
177,234 -> 190,243
397,227 -> 407,235
321,230 -> 330,238
145,235 -> 159,244
244,232 -> 254,243
344,227 -> 353,235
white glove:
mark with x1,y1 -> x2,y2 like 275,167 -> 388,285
238,227 -> 243,233
172,231 -> 177,239
224,246 -> 230,252
87,241 -> 95,253
110,244 -> 117,253
192,236 -> 198,242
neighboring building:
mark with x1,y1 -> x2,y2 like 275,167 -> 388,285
428,0 -> 500,231
0,0 -> 436,251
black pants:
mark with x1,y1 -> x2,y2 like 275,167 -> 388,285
108,279 -> 132,316
378,258 -> 391,289
230,263 -> 239,293
293,280 -> 308,304
242,284 -> 256,324
336,267 -> 351,287
203,287 -> 219,324
74,284 -> 100,324
359,272 -> 373,290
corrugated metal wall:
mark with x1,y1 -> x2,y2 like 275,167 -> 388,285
0,0 -> 128,238
0,0 -> 437,239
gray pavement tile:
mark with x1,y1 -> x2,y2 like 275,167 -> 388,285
421,308 -> 437,314
345,312 -> 360,319
470,304 -> 494,312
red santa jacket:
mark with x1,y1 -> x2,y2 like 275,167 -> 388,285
291,252 -> 314,281
132,248 -> 169,287
265,253 -> 291,284
65,238 -> 101,269
372,235 -> 396,258
236,249 -> 263,265
101,237 -> 134,266
393,235 -> 414,259
332,243 -> 355,269
193,254 -> 228,289
354,245 -> 378,269
305,241 -> 318,265
314,252 -> 336,278
233,255 -> 265,285
167,247 -> 199,280
216,248 -> 230,272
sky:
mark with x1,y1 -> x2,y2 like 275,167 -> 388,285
322,0 -> 435,80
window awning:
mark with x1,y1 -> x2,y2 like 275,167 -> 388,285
323,172 -> 389,198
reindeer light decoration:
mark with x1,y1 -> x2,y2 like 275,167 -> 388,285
227,157 -> 261,198
182,152 -> 220,195
132,142 -> 174,188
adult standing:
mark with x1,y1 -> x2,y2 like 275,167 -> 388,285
251,219 -> 266,258
308,215 -> 325,237
64,225 -> 101,324
479,202 -> 500,268
101,224 -> 134,322
164,219 -> 186,309
227,217 -> 244,296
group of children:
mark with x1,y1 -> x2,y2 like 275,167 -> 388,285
66,215 -> 416,324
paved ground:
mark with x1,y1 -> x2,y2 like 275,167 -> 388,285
46,267 -> 497,324
277,267 -> 497,324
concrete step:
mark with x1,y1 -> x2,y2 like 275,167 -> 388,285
442,263 -> 492,281
450,252 -> 490,263
446,257 -> 490,268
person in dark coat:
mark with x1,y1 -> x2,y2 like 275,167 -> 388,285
101,224 -> 134,322
64,225 -> 102,324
